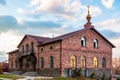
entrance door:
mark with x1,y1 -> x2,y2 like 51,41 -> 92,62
85,69 -> 88,77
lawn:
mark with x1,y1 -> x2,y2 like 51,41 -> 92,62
0,74 -> 24,80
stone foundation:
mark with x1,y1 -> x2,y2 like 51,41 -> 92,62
39,68 -> 61,77
84,68 -> 111,78
63,68 -> 111,79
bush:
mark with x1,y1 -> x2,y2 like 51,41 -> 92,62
89,72 -> 95,79
101,73 -> 106,80
76,68 -> 82,76
117,77 -> 120,80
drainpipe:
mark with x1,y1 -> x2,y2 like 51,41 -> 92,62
37,44 -> 39,72
60,40 -> 62,76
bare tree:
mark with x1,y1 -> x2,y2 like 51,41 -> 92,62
112,57 -> 120,75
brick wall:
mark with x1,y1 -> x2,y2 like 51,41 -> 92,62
38,42 -> 61,68
61,29 -> 113,77
18,36 -> 39,70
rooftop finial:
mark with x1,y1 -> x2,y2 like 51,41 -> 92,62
88,6 -> 90,14
86,6 -> 91,23
84,6 -> 94,29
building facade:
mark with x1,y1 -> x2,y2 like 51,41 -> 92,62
8,10 -> 115,78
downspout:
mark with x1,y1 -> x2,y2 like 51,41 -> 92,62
37,44 -> 39,72
60,40 -> 62,76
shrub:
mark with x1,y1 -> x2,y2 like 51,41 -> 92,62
89,72 -> 95,79
76,68 -> 82,76
101,73 -> 106,80
117,77 -> 120,80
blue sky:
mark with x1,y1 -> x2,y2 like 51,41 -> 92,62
0,0 -> 120,62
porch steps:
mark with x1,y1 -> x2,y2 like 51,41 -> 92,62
21,71 -> 38,76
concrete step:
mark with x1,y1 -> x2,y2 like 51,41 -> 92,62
12,71 -> 22,75
21,71 -> 38,76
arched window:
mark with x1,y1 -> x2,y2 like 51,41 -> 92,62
15,59 -> 18,68
70,55 -> 77,68
93,39 -> 98,48
81,36 -> 86,47
26,44 -> 29,53
22,45 -> 24,54
31,42 -> 34,52
41,57 -> 44,68
102,58 -> 106,68
41,48 -> 44,52
81,56 -> 86,67
11,61 -> 13,68
50,45 -> 54,50
50,56 -> 54,68
26,63 -> 29,68
93,57 -> 98,68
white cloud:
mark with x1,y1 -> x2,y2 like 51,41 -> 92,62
101,0 -> 115,9
17,8 -> 24,14
30,0 -> 41,7
102,19 -> 120,26
110,38 -> 120,58
22,0 -> 102,21
94,18 -> 120,32
31,0 -> 82,17
0,30 -> 22,52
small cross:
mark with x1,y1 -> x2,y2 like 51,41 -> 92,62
87,6 -> 90,14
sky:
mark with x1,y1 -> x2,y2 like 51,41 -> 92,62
0,0 -> 120,62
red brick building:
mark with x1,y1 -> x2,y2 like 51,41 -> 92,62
8,10 -> 115,78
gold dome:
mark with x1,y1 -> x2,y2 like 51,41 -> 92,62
87,13 -> 91,18
86,6 -> 91,22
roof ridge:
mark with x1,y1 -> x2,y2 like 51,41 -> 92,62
54,28 -> 84,39
26,34 -> 50,39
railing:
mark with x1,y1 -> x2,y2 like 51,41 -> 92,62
18,49 -> 34,57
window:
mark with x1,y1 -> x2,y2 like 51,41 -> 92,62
81,36 -> 86,47
40,57 -> 44,68
15,59 -> 17,68
70,55 -> 77,68
31,42 -> 34,52
93,39 -> 98,48
50,45 -> 54,50
50,56 -> 54,68
102,58 -> 106,68
26,63 -> 29,68
81,56 -> 86,67
93,57 -> 98,68
41,48 -> 44,52
26,44 -> 29,53
22,45 -> 24,54
11,61 -> 13,68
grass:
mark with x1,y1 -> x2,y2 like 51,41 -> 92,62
0,74 -> 24,80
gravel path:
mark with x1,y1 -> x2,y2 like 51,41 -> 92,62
17,76 -> 53,80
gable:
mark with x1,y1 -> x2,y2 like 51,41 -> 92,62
61,28 -> 115,48
91,28 -> 115,48
61,28 -> 114,53
17,35 -> 37,48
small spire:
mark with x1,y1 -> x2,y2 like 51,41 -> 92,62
86,6 -> 91,23
84,6 -> 94,29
